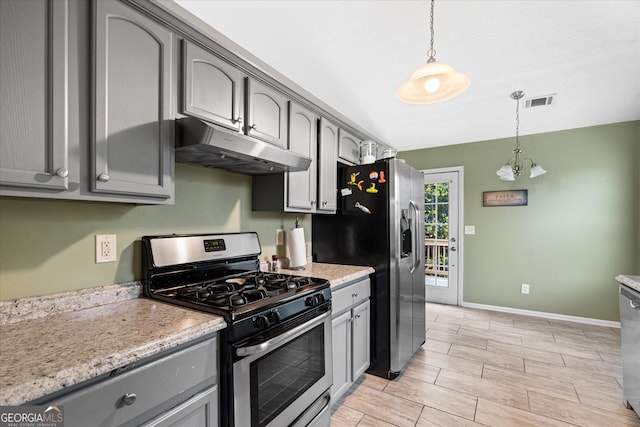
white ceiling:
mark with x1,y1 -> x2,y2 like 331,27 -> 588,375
173,0 -> 640,151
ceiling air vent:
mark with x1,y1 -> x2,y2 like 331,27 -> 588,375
524,94 -> 555,109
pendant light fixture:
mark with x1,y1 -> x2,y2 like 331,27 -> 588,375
496,91 -> 547,181
397,0 -> 470,104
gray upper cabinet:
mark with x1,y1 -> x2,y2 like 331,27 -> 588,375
245,78 -> 289,147
182,40 -> 244,132
251,102 -> 318,213
92,0 -> 173,199
0,0 -> 69,191
338,128 -> 361,165
287,102 -> 318,211
317,118 -> 338,213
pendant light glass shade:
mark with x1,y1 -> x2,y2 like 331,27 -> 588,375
397,0 -> 469,104
397,61 -> 470,104
529,163 -> 547,178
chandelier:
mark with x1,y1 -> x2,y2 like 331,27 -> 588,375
397,0 -> 470,104
496,91 -> 547,181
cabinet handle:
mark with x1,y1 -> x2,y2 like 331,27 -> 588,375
55,168 -> 68,178
310,201 -> 316,206
249,124 -> 258,130
631,300 -> 640,309
322,201 -> 327,207
97,173 -> 110,182
352,293 -> 358,298
121,393 -> 137,406
356,314 -> 361,319
232,117 -> 243,124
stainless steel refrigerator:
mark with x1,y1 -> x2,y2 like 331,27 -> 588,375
312,158 -> 425,379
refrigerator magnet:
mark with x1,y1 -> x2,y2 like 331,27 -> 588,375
355,202 -> 372,214
366,183 -> 378,193
341,188 -> 352,196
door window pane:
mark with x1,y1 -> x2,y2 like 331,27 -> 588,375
425,182 -> 450,287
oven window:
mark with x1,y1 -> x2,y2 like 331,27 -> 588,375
250,324 -> 325,426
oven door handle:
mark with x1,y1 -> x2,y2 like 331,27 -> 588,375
235,310 -> 330,357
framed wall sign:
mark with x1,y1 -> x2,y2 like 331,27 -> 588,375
483,190 -> 528,207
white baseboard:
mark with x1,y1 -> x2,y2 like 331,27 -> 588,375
460,301 -> 620,328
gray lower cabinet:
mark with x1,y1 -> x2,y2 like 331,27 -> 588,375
92,0 -> 174,200
181,40 -> 244,132
331,278 -> 371,403
40,336 -> 218,427
0,0 -> 69,191
337,128 -> 361,165
252,102 -> 318,212
317,118 -> 339,213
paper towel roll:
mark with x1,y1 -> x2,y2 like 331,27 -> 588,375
287,227 -> 307,269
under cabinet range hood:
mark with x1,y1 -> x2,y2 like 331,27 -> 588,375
175,118 -> 311,175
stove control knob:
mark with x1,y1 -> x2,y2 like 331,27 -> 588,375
254,315 -> 269,329
268,310 -> 281,323
305,296 -> 316,307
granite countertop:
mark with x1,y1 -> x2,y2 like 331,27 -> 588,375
0,263 -> 371,406
616,274 -> 640,293
278,262 -> 374,288
0,285 -> 225,406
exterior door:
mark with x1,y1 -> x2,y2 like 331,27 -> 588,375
423,168 -> 462,305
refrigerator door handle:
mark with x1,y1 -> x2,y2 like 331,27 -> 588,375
409,200 -> 420,273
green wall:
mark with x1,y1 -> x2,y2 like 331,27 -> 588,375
0,164 -> 309,300
399,121 -> 639,322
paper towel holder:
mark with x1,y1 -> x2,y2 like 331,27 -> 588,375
288,217 -> 306,270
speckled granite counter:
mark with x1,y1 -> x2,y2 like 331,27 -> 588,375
0,285 -> 225,406
278,262 -> 374,288
617,274 -> 640,293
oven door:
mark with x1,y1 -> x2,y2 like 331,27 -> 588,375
233,310 -> 332,427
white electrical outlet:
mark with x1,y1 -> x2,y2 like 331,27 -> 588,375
521,283 -> 530,295
96,234 -> 117,263
464,225 -> 476,235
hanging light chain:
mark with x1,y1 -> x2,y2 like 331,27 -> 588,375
514,94 -> 520,149
427,0 -> 436,62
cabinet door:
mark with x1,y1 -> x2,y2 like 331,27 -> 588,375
0,0 -> 68,191
352,299 -> 371,380
317,118 -> 338,213
182,40 -> 243,132
287,102 -> 318,211
93,0 -> 173,199
143,386 -> 218,427
331,310 -> 352,402
338,129 -> 361,165
245,78 -> 288,147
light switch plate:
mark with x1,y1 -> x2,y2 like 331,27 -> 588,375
464,225 -> 476,235
96,234 -> 117,263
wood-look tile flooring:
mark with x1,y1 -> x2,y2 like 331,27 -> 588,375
330,302 -> 639,427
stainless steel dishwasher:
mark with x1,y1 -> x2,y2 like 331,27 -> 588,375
620,283 -> 640,418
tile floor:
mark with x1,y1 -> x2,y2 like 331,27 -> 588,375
330,302 -> 640,427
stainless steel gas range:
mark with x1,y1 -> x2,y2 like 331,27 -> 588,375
141,232 -> 332,427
